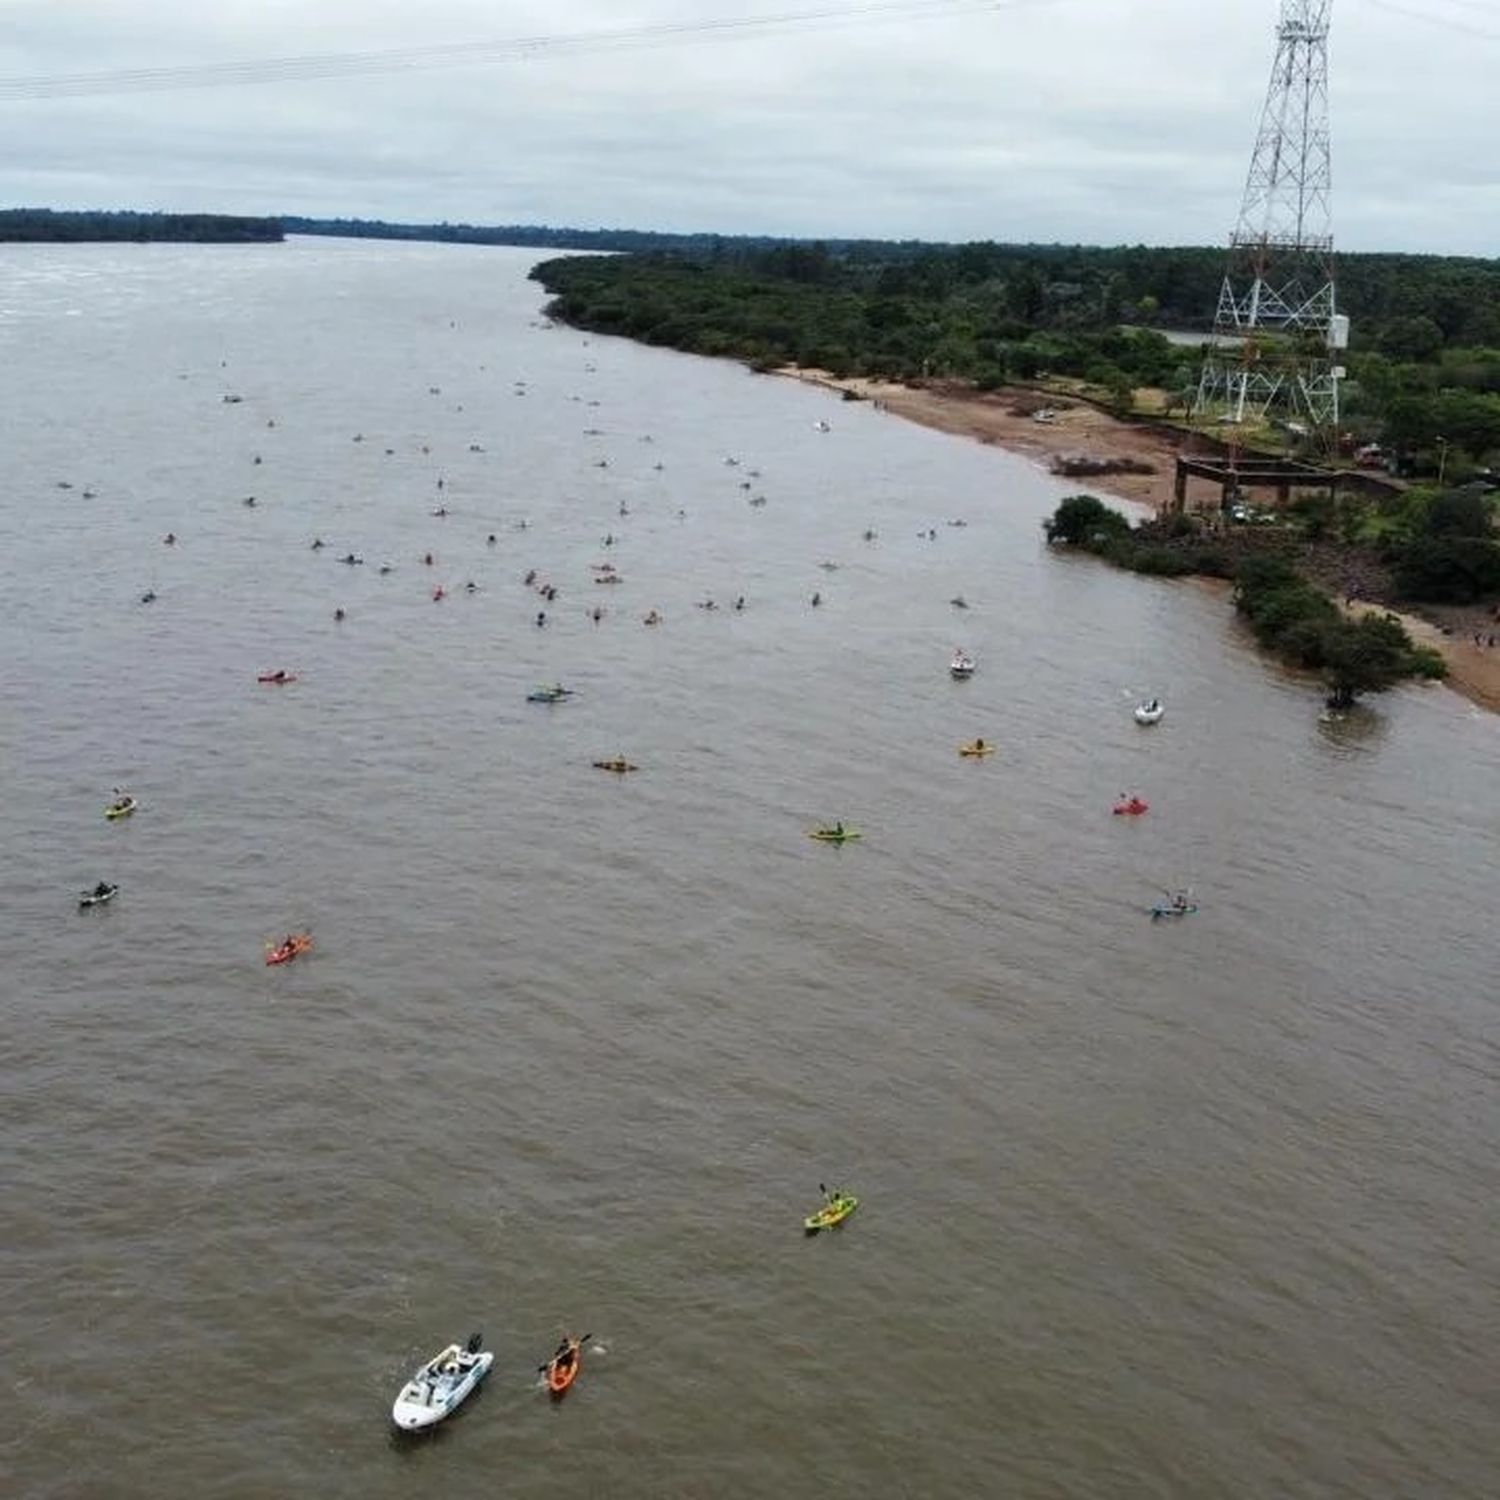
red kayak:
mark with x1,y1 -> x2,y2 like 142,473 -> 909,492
1113,798 -> 1150,817
257,672 -> 297,684
266,933 -> 313,965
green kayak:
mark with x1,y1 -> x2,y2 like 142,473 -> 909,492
804,1193 -> 859,1233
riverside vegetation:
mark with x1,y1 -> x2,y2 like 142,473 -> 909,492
1043,495 -> 1451,709
0,209 -> 283,243
531,242 -> 1500,482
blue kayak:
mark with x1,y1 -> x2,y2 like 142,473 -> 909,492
1150,903 -> 1198,920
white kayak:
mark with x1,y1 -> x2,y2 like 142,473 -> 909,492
391,1337 -> 492,1432
950,650 -> 976,679
1134,700 -> 1164,725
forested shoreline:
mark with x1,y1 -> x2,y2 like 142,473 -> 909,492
0,209 -> 283,243
530,242 -> 1500,480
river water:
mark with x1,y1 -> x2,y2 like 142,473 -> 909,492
3,239 -> 1497,1500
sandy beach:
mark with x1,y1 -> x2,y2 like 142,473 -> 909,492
1349,601 -> 1500,714
781,366 -> 1499,717
778,367 -> 1184,515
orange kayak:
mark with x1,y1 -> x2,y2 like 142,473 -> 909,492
545,1340 -> 583,1396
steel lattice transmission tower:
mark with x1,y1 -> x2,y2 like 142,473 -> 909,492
1194,0 -> 1346,449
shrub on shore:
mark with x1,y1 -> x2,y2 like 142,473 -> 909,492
1231,555 -> 1444,706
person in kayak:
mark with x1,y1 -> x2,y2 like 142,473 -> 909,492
91,881 -> 113,898
551,1339 -> 576,1372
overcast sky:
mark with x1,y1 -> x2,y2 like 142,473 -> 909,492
1,0 -> 1494,253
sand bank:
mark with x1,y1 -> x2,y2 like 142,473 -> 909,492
777,368 -> 1184,516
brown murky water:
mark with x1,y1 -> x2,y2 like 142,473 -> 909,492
4,239 -> 1497,1499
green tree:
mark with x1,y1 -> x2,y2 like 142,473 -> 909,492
1379,315 -> 1445,362
1322,614 -> 1417,710
1043,495 -> 1131,545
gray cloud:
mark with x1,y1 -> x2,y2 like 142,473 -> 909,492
0,0 -> 1493,253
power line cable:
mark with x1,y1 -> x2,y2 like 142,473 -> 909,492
1363,0 -> 1500,39
0,0 -> 1057,102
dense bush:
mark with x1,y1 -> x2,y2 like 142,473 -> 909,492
1126,546 -> 1195,577
1393,536 -> 1500,602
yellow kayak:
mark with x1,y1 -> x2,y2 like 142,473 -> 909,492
810,827 -> 861,843
105,796 -> 138,820
958,741 -> 994,758
804,1192 -> 859,1233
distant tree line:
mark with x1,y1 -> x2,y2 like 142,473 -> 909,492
279,216 -> 915,258
0,209 -> 283,243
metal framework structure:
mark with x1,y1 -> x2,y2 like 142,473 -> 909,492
1194,1 -> 1343,447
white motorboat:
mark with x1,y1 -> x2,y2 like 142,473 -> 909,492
1134,699 -> 1165,726
950,650 -> 976,680
391,1334 -> 492,1432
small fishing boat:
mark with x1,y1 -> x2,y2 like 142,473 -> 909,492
392,1334 -> 492,1432
79,882 -> 118,908
1134,699 -> 1165,726
1150,901 -> 1198,920
950,650 -> 976,679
